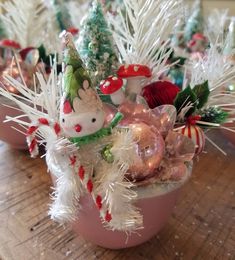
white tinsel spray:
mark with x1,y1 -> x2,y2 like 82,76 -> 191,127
107,0 -> 183,83
187,43 -> 235,154
189,43 -> 235,108
207,9 -> 229,44
0,0 -> 60,51
67,0 -> 90,28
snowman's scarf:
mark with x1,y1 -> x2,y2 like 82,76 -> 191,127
74,128 -> 143,232
48,121 -> 143,231
21,110 -> 139,229
69,112 -> 123,146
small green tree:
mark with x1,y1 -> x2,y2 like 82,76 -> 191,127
77,0 -> 119,87
184,0 -> 204,42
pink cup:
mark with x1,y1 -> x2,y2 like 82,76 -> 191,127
71,169 -> 191,249
0,96 -> 28,149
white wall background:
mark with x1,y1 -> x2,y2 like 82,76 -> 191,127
187,0 -> 235,16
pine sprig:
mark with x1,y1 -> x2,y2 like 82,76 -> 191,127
199,106 -> 229,124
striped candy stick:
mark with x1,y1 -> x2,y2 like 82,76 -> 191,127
26,118 -> 61,158
181,124 -> 205,155
70,155 -> 112,223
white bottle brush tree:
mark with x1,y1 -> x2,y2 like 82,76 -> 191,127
184,0 -> 204,43
0,0 -> 60,53
107,0 -> 183,95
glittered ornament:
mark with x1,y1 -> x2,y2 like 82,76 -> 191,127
125,122 -> 165,184
142,81 -> 180,109
180,124 -> 205,155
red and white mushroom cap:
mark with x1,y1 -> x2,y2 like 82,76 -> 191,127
117,64 -> 152,79
100,76 -> 123,94
192,33 -> 207,41
0,39 -> 21,49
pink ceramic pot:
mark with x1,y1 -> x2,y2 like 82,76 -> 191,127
0,96 -> 28,149
72,174 -> 190,249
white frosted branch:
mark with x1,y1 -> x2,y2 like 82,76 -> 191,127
0,0 -> 60,51
107,0 -> 183,82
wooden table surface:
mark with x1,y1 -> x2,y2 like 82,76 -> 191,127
0,131 -> 234,260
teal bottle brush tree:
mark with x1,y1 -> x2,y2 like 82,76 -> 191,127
77,0 -> 119,87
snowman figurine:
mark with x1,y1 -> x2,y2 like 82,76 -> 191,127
49,32 -> 142,231
60,32 -> 106,138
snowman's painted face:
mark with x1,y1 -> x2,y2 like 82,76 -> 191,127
60,109 -> 105,138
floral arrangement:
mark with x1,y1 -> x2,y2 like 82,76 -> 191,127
0,0 -> 235,235
0,0 -> 62,94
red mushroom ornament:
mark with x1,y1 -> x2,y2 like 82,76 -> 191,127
0,39 -> 21,67
117,64 -> 152,95
0,39 -> 21,50
100,76 -> 125,105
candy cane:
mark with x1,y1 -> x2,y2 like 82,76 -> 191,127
26,117 -> 61,158
71,156 -> 112,224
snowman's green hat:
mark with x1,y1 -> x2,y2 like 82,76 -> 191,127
61,31 -> 103,114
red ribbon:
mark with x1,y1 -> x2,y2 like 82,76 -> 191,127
187,115 -> 201,125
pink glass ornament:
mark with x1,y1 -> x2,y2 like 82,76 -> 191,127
103,103 -> 117,126
125,122 -> 165,183
119,100 -> 161,130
